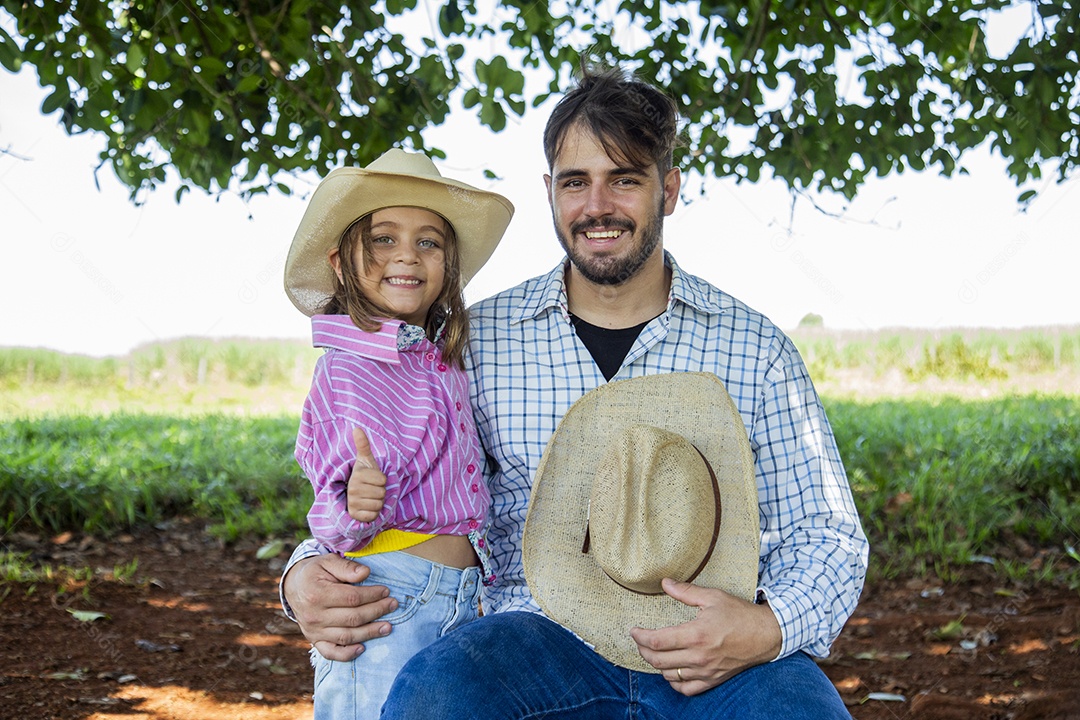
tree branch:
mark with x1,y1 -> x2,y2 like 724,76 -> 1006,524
238,0 -> 332,123
1,146 -> 33,161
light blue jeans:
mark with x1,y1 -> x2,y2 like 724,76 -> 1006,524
382,611 -> 852,719
311,551 -> 481,720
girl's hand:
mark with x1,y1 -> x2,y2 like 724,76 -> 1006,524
347,428 -> 386,522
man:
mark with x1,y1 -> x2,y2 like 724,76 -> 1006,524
282,66 -> 869,718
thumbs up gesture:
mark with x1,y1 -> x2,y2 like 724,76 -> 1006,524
346,427 -> 387,523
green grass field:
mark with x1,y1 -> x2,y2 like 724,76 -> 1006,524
2,332 -> 1079,587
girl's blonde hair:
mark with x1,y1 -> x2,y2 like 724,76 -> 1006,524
321,212 -> 469,368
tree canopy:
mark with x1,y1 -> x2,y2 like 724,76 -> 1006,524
1,0 -> 1076,204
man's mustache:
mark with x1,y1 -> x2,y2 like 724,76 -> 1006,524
570,218 -> 635,235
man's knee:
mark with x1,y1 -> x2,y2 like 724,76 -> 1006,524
381,615 -> 503,717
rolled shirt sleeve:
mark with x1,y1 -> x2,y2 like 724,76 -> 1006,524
752,337 -> 869,659
278,537 -> 330,622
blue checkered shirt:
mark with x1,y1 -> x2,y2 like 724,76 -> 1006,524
468,252 -> 867,660
283,252 -> 868,660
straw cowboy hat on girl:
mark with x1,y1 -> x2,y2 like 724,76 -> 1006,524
284,148 -> 514,316
522,372 -> 761,673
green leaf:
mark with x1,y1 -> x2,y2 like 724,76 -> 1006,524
439,0 -> 465,36
197,56 -> 227,80
235,74 -> 263,94
256,539 -> 286,559
932,616 -> 967,640
189,108 -> 211,145
125,44 -> 146,74
4,0 -> 1074,204
475,58 -> 490,85
67,609 -> 109,622
41,85 -> 70,115
386,0 -> 419,13
479,99 -> 507,132
145,49 -> 171,83
0,27 -> 22,73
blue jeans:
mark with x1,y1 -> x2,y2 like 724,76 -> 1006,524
311,551 -> 482,720
381,611 -> 851,719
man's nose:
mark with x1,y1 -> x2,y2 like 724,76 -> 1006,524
583,183 -> 616,218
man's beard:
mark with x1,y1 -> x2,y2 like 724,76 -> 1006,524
556,200 -> 665,286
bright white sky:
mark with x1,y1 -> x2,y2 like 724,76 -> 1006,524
2,40 -> 1078,357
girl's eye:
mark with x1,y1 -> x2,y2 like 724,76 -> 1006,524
418,238 -> 441,249
371,235 -> 394,245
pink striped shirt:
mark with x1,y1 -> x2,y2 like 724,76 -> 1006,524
297,315 -> 491,554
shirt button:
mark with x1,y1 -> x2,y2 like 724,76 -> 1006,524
470,483 -> 479,493
468,520 -> 479,530
466,463 -> 476,474
425,352 -> 436,362
456,402 -> 462,411
460,422 -> 466,432
437,363 -> 447,372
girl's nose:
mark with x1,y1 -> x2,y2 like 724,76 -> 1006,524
391,242 -> 420,263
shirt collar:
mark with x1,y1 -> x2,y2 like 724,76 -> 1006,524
667,252 -> 729,316
311,315 -> 433,364
510,251 -> 727,323
510,260 -> 569,324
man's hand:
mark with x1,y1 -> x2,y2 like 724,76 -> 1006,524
629,578 -> 782,696
347,427 -> 386,523
282,553 -> 398,661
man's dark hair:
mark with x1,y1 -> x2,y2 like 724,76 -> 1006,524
543,64 -> 680,175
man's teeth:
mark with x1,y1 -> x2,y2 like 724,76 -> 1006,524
585,230 -> 622,239
386,278 -> 420,286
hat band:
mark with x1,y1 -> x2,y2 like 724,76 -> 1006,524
582,445 -> 723,596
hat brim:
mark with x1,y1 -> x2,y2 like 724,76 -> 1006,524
284,166 -> 514,316
522,372 -> 760,673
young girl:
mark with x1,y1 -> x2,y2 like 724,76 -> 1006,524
283,148 -> 514,719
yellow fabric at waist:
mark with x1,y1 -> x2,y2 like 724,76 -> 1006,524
345,529 -> 437,558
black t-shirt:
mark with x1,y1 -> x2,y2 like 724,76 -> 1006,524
569,313 -> 652,381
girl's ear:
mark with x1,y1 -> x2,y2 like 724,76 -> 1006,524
327,248 -> 344,284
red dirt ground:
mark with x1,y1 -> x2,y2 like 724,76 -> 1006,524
2,519 -> 1078,720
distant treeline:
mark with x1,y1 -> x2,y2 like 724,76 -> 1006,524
0,338 -> 319,388
789,325 -> 1080,382
2,327 -> 1079,389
